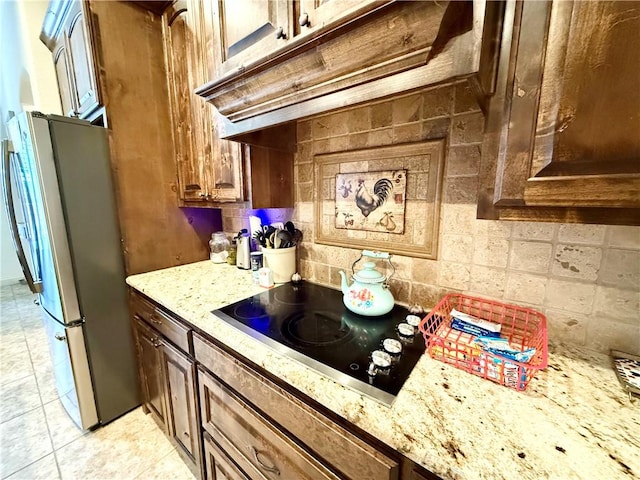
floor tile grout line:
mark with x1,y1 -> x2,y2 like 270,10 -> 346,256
0,283 -> 58,480
0,451 -> 56,480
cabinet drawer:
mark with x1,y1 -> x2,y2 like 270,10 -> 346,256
203,431 -> 250,480
199,368 -> 337,480
131,293 -> 191,353
194,333 -> 399,480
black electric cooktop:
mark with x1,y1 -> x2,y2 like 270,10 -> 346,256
213,282 -> 425,405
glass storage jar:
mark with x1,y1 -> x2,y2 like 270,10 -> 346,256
209,232 -> 230,263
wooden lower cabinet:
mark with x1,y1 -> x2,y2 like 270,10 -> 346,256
131,293 -> 201,477
199,368 -> 338,480
162,341 -> 200,464
133,318 -> 167,428
132,290 -> 437,480
203,432 -> 250,480
193,333 -> 399,480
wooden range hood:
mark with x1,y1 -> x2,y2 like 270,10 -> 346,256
196,0 -> 502,138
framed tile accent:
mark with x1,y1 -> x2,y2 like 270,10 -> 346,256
335,169 -> 407,233
314,141 -> 445,259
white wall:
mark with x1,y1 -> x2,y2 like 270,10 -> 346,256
0,0 -> 61,284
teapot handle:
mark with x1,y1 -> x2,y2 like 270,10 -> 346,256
362,250 -> 390,259
351,250 -> 396,281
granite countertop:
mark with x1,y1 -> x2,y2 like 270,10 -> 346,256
127,261 -> 640,480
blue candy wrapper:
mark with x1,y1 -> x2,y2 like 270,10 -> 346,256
473,336 -> 536,363
450,318 -> 501,338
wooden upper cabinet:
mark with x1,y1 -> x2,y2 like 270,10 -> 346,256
211,0 -> 293,76
164,3 -> 203,203
196,0 -> 497,137
53,41 -> 76,117
66,1 -> 100,117
43,1 -> 101,119
479,0 -> 640,225
164,0 -> 244,205
297,0 -> 386,34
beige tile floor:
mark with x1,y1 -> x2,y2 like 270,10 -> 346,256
0,282 -> 196,480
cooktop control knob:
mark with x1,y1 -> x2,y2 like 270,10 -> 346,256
382,338 -> 402,357
397,322 -> 415,337
405,314 -> 421,327
367,350 -> 392,377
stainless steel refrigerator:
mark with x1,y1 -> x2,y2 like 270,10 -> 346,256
2,111 -> 139,429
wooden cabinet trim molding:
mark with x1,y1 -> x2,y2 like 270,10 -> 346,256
478,0 -> 640,225
197,0 -> 494,137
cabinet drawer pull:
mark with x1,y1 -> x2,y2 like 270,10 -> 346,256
149,315 -> 163,326
152,338 -> 163,348
299,12 -> 310,27
250,446 -> 280,475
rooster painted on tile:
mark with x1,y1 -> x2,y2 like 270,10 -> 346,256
355,177 -> 393,218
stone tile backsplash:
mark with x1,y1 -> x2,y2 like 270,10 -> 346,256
221,80 -> 640,356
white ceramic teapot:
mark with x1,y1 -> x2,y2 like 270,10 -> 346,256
338,251 -> 395,316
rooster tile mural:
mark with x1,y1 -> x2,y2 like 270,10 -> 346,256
335,170 -> 407,233
314,140 -> 444,260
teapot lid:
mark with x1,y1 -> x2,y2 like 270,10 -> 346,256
353,262 -> 386,284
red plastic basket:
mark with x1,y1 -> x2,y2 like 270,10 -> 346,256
418,294 -> 548,391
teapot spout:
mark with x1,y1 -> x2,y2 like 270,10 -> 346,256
338,270 -> 350,294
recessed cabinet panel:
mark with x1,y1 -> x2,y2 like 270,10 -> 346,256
298,0 -> 386,34
161,341 -> 199,462
164,0 -> 245,205
215,0 -> 292,70
66,2 -> 100,117
479,0 -> 640,224
203,432 -> 250,480
53,43 -> 76,117
133,318 -> 167,430
199,368 -> 338,480
165,5 -> 204,203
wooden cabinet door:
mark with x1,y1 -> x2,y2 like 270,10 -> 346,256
169,0 -> 245,204
193,0 -> 245,204
53,40 -> 77,117
66,1 -> 100,117
164,2 -> 207,203
205,113 -> 244,203
199,368 -> 338,480
133,318 -> 167,430
479,0 -> 640,224
212,0 -> 292,75
203,432 -> 250,480
297,0 -> 388,35
160,340 -> 200,465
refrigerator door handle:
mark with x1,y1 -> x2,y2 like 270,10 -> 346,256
1,139 -> 42,293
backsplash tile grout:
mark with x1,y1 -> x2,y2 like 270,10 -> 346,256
221,80 -> 640,356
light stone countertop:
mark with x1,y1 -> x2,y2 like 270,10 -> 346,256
127,261 -> 640,480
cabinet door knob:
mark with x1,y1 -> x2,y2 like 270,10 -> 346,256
250,446 -> 280,475
55,333 -> 66,342
299,12 -> 310,27
275,26 -> 286,40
